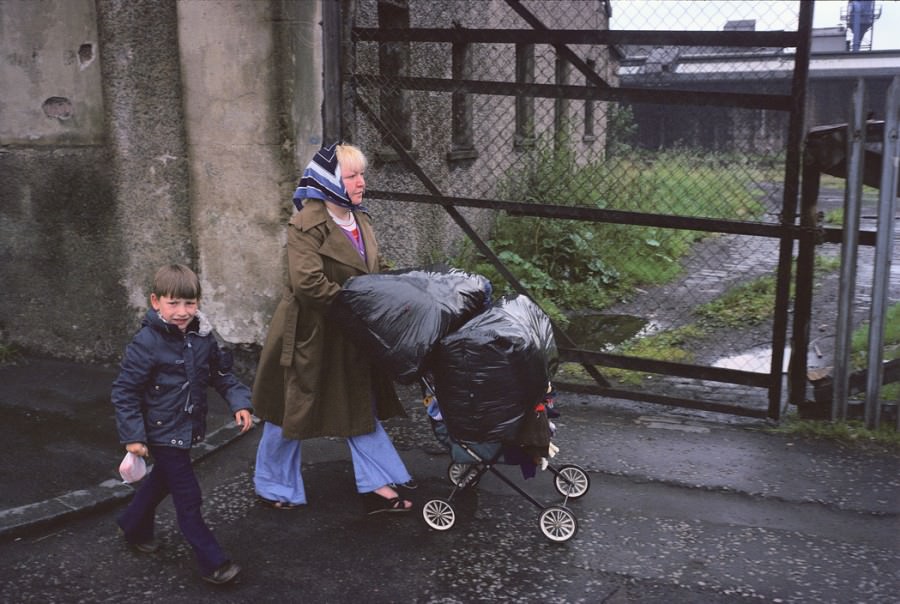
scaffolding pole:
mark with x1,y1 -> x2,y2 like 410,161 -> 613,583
864,76 -> 900,429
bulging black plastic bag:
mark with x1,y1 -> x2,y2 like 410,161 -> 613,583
331,265 -> 492,384
431,294 -> 558,443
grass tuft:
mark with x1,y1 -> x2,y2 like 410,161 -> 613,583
766,415 -> 900,450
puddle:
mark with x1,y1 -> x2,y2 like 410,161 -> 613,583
560,312 -> 648,350
713,346 -> 791,373
636,415 -> 711,433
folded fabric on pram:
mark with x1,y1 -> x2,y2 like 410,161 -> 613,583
431,294 -> 558,443
331,264 -> 492,384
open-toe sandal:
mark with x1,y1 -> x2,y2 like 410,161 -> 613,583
362,491 -> 413,515
257,495 -> 303,510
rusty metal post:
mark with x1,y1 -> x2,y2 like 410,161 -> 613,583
780,0 -> 815,417
832,80 -> 867,420
864,76 -> 900,429
791,158 -> 819,411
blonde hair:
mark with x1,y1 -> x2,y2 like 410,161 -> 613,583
335,144 -> 367,174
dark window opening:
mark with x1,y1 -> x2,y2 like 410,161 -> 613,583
448,42 -> 478,162
376,0 -> 412,162
554,53 -> 569,149
583,59 -> 596,143
514,43 -> 535,150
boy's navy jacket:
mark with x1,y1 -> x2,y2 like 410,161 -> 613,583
112,309 -> 252,449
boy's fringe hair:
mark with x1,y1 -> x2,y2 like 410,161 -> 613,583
152,264 -> 201,299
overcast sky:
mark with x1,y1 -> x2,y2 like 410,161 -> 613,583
610,0 -> 900,50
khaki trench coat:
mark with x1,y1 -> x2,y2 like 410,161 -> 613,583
252,200 -> 405,440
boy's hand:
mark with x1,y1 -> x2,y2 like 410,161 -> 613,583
126,442 -> 149,457
234,409 -> 253,433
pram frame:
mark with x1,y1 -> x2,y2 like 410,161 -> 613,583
448,441 -> 587,508
422,423 -> 590,543
419,376 -> 589,542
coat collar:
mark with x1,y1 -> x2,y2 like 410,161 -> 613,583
144,308 -> 212,337
292,200 -> 376,274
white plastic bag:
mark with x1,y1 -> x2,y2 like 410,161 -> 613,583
119,452 -> 147,483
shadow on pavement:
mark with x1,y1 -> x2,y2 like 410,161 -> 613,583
0,355 -> 235,510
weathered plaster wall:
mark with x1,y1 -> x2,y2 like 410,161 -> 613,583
0,0 -> 127,360
0,0 -> 105,145
0,0 -> 319,362
177,0 -> 314,344
96,0 -> 194,323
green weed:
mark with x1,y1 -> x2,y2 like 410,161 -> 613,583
0,343 -> 20,364
824,207 -> 843,225
694,254 -> 840,330
849,302 -> 900,403
767,414 -> 900,450
695,277 -> 776,329
558,324 -> 707,386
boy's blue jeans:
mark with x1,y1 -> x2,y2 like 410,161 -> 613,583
117,445 -> 228,576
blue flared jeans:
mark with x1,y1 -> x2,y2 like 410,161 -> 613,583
253,420 -> 411,505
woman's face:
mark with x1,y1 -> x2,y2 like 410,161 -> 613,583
341,162 -> 366,205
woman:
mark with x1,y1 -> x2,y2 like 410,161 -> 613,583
252,142 -> 413,514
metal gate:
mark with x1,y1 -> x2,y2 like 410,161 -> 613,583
333,0 -> 816,420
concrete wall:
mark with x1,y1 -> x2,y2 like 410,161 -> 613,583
1,0 -> 127,360
0,0 -> 320,362
177,0 -> 309,345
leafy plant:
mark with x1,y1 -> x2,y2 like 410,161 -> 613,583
454,141 -> 766,320
605,103 -> 638,156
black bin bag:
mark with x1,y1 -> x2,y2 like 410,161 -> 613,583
331,265 -> 492,384
431,294 -> 558,443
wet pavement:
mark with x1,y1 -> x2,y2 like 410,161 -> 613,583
0,354 -> 898,602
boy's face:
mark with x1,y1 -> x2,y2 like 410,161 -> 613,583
150,294 -> 198,332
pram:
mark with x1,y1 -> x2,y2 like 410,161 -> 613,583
331,269 -> 586,540
419,377 -> 590,543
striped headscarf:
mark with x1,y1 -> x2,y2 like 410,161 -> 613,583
293,142 -> 355,211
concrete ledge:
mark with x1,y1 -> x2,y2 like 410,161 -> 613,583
0,419 -> 257,542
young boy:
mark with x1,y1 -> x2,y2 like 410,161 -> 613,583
111,263 -> 253,585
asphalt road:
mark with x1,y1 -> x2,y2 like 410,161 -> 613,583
1,387 -> 897,604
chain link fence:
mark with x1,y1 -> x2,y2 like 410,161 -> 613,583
348,0 -> 810,418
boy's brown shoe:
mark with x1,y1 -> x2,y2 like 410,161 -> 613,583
202,561 -> 242,585
131,539 -> 160,554
117,527 -> 160,553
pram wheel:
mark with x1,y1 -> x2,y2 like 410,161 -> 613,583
423,499 -> 456,531
539,506 -> 578,542
553,464 -> 590,499
447,462 -> 481,488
